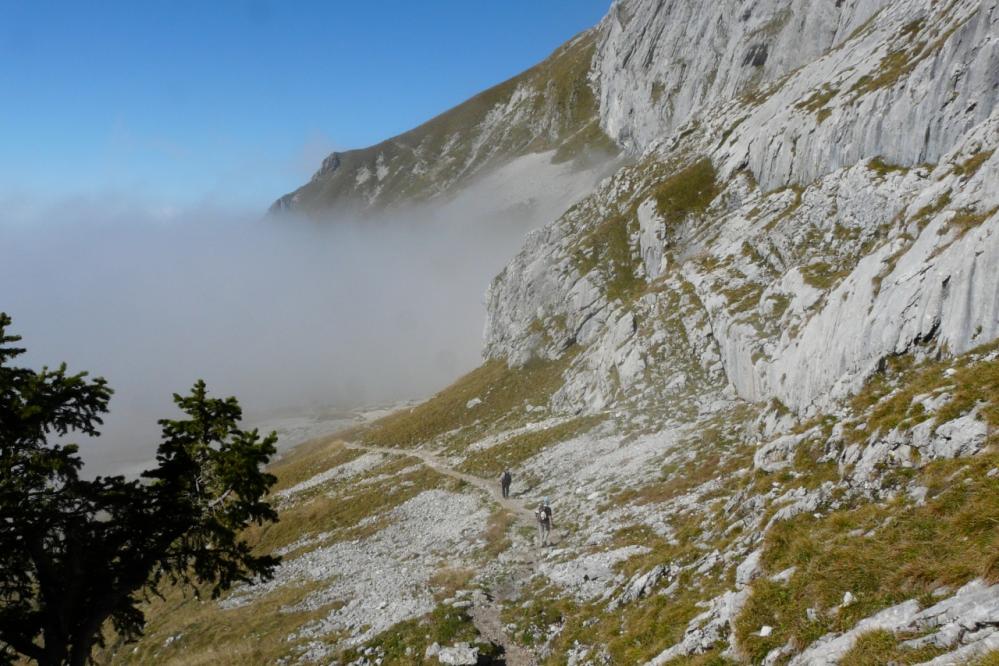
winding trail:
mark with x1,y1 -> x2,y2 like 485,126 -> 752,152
345,443 -> 537,523
343,442 -> 543,666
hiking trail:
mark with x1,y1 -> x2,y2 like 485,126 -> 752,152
343,442 -> 547,666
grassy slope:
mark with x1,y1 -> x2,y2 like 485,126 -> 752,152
274,30 -> 617,214
101,357 -> 580,664
734,341 -> 999,662
101,339 -> 998,664
101,446 -> 466,664
501,344 -> 998,665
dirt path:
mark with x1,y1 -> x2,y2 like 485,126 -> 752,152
345,443 -> 538,523
343,442 -> 542,666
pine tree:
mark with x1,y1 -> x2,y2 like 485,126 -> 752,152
0,313 -> 281,665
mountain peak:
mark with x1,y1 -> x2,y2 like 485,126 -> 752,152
125,2 -> 999,663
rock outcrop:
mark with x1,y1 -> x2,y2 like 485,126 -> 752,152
270,31 -> 619,215
126,2 -> 999,664
485,0 -> 999,418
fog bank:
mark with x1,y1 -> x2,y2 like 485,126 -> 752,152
1,197 -> 539,475
1,150 -> 617,476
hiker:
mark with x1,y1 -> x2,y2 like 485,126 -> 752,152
536,497 -> 553,546
500,469 -> 512,498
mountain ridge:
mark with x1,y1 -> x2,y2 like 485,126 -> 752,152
270,30 -> 618,216
112,1 -> 999,664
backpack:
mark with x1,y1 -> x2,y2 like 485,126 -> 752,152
537,506 -> 551,524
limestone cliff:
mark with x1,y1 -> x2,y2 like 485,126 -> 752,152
119,3 -> 999,664
486,0 -> 999,417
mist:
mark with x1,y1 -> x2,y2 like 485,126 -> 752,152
0,150 -> 616,476
1,197 -> 539,476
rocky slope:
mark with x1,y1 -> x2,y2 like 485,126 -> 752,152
112,1 -> 999,664
270,31 -> 618,216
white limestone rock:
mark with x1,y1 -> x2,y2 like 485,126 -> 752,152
754,429 -> 819,473
645,589 -> 751,664
735,549 -> 764,589
789,599 -> 922,665
433,643 -> 479,665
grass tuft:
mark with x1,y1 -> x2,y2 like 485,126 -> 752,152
654,158 -> 721,225
839,628 -> 946,665
868,156 -> 908,178
736,450 -> 999,662
361,357 -> 574,450
800,261 -> 851,291
459,415 -> 605,478
952,150 -> 994,178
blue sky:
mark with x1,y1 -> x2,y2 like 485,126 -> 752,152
0,1 -> 610,209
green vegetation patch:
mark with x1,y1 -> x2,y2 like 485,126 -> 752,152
912,191 -> 952,229
850,13 -> 972,100
500,579 -> 718,665
481,507 -> 515,559
797,84 -> 839,122
767,293 -> 792,319
361,356 -> 574,450
789,433 -> 841,491
428,567 -> 477,602
838,628 -> 946,665
736,450 -> 999,662
107,577 -> 342,666
573,214 -> 645,303
458,415 -> 606,478
939,205 -> 998,240
800,260 -> 852,291
268,439 -> 365,495
341,605 -> 501,665
653,158 -> 721,225
722,281 -> 765,314
868,156 -> 908,178
249,462 -> 443,555
846,339 -> 999,444
952,150 -> 994,178
849,19 -> 927,97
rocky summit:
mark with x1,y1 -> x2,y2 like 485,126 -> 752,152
115,1 -> 999,664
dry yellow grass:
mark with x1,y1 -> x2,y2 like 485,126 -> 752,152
481,507 -> 516,559
736,450 -> 999,661
362,356 -> 575,450
102,577 -> 338,665
458,415 -> 605,478
428,567 -> 477,602
267,437 -> 364,494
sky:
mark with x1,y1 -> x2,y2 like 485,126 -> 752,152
0,0 -> 610,210
0,1 -> 615,474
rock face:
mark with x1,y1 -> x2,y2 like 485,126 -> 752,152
593,0 -> 890,153
270,31 -> 619,215
462,5 -> 999,660
426,642 -> 480,665
484,0 -> 999,419
169,2 -> 999,665
786,580 -> 999,665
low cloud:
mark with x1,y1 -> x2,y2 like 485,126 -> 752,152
1,198 -> 538,475
1,152 -> 614,476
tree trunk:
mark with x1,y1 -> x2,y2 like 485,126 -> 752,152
38,635 -> 69,666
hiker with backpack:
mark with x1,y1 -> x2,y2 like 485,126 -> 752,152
536,497 -> 553,546
500,469 -> 512,498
